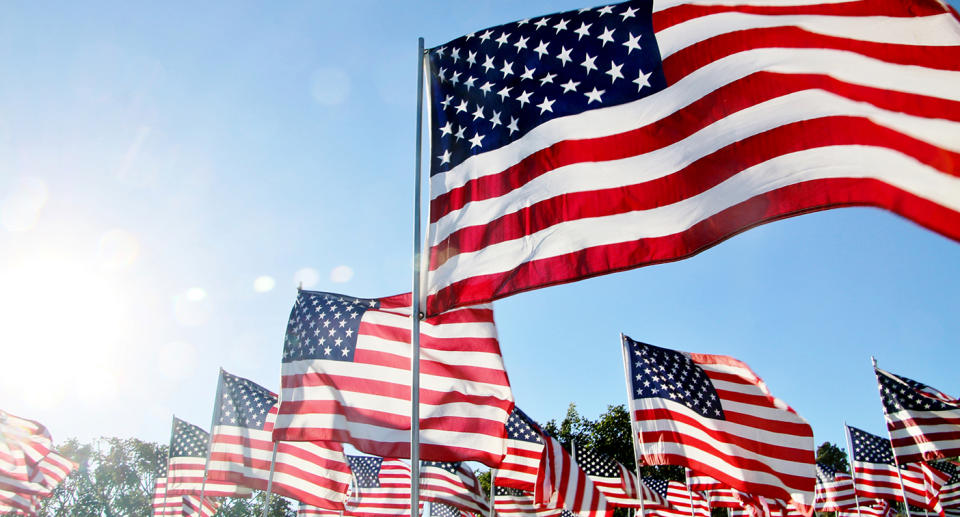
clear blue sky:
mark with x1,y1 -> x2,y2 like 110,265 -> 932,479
1,0 -> 957,461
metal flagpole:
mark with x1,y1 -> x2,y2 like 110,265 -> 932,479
684,468 -> 697,517
198,368 -> 225,517
260,442 -> 279,517
489,470 -> 496,517
871,357 -> 913,517
163,415 -> 175,515
620,333 -> 647,517
410,35 -> 426,517
843,422 -> 865,517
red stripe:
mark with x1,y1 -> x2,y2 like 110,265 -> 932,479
888,414 -> 960,428
652,0 -> 951,32
428,176 -> 960,314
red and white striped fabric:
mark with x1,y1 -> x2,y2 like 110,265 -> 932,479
875,368 -> 960,464
496,407 -> 545,491
298,504 -> 343,516
623,337 -> 815,507
166,416 -> 251,498
814,463 -> 857,511
686,472 -> 742,508
422,0 -> 960,316
494,486 -> 564,517
182,494 -> 219,517
570,442 -> 666,509
274,290 -> 514,467
420,461 -> 489,515
346,457 -> 417,517
535,434 -> 612,517
207,370 -> 352,509
648,481 -> 709,517
0,411 -> 74,498
839,500 -> 894,517
0,487 -> 36,516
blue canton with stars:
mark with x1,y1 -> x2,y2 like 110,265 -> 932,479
929,461 -> 959,484
847,426 -> 895,465
170,417 -> 208,458
427,0 -> 666,174
347,456 -> 384,488
282,290 -> 381,364
421,461 -> 462,475
216,371 -> 277,430
574,444 -> 621,478
431,503 -> 462,517
877,369 -> 959,413
623,336 -> 725,420
505,407 -> 544,444
642,477 -> 669,499
495,486 -> 528,497
816,462 -> 846,483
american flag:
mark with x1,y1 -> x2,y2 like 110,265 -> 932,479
838,500 -> 895,517
273,290 -> 514,467
572,442 -> 663,508
207,370 -> 352,509
421,0 -> 960,316
846,425 -> 949,512
875,367 -> 960,464
298,503 -> 342,516
644,478 -> 709,517
166,416 -> 251,498
936,461 -> 960,515
498,407 -> 545,491
494,485 -> 564,517
0,487 -> 36,516
815,462 -> 857,511
182,494 -> 220,517
346,456 -> 416,517
622,336 -> 815,506
431,501 -> 476,517
535,433 -> 612,517
420,461 -> 489,515
0,410 -> 74,499
685,473 -> 742,509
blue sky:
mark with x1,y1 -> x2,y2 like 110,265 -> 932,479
0,0 -> 958,462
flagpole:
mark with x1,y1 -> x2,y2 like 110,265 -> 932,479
843,422 -> 865,517
164,415 -> 175,515
411,35 -> 426,517
684,468 -> 697,517
620,333 -> 646,517
871,357 -> 913,517
198,368 -> 225,516
260,442 -> 279,517
489,470 -> 496,517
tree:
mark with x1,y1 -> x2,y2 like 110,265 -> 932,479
816,441 -> 849,473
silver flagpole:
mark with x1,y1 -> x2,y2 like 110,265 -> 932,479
843,422 -> 865,517
197,368 -> 226,516
684,468 -> 697,517
871,357 -> 912,517
411,35 -> 426,517
163,416 -> 175,515
620,334 -> 647,517
489,470 -> 496,517
260,442 -> 279,517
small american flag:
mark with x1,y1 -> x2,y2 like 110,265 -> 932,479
273,290 -> 514,467
498,407 -> 545,491
165,416 -> 250,498
875,367 -> 960,464
494,486 -> 563,517
572,442 -> 664,508
422,0 -> 960,316
645,479 -> 709,517
936,461 -> 960,515
838,500 -> 895,517
346,456 -> 416,517
431,502 -> 475,517
685,472 -> 742,508
182,494 -> 220,517
535,433 -> 612,517
814,462 -> 857,511
847,425 -> 949,512
207,370 -> 352,509
420,461 -> 489,515
622,336 -> 815,507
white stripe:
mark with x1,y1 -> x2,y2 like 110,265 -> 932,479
358,334 -> 510,371
658,12 -> 960,59
430,144 -> 960,294
653,0 -> 855,12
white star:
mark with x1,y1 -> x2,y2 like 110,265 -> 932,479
560,79 -> 580,93
553,19 -> 569,33
479,30 -> 493,42
633,69 -> 652,91
437,67 -> 447,82
436,46 -> 446,58
597,27 -> 616,46
517,90 -> 533,107
490,110 -> 502,128
463,75 -> 477,89
597,5 -> 615,15
438,149 -> 451,165
466,51 -> 477,66
606,61 -> 624,83
497,85 -> 512,101
455,99 -> 469,113
581,53 -> 598,74
585,87 -> 605,103
472,105 -> 485,121
539,72 -> 557,86
449,70 -> 461,85
439,121 -> 453,137
450,47 -> 460,63
623,33 -> 642,54
513,35 -> 529,52
479,81 -> 494,96
481,55 -> 496,73
517,18 -> 530,26
533,40 -> 550,59
534,18 -> 550,30
500,60 -> 514,78
621,6 -> 639,20
453,126 -> 466,141
574,22 -> 592,40
469,132 -> 485,149
520,66 -> 535,81
495,32 -> 510,47
556,46 -> 573,66
536,96 -> 555,114
507,117 -> 519,134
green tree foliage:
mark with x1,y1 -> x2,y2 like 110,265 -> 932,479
815,441 -> 849,473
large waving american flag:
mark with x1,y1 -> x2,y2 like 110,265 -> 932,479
874,367 -> 960,464
206,370 -> 352,509
273,290 -> 513,467
165,416 -> 251,498
535,433 -> 613,517
622,336 -> 815,507
422,0 -> 960,316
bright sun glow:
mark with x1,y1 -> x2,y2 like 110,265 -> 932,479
0,256 -> 131,409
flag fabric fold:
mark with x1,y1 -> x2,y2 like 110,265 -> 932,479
420,461 -> 490,515
814,462 -> 858,511
622,336 -> 815,506
535,433 -> 613,517
273,290 -> 514,467
421,0 -> 960,316
572,442 -> 663,508
875,367 -> 960,464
